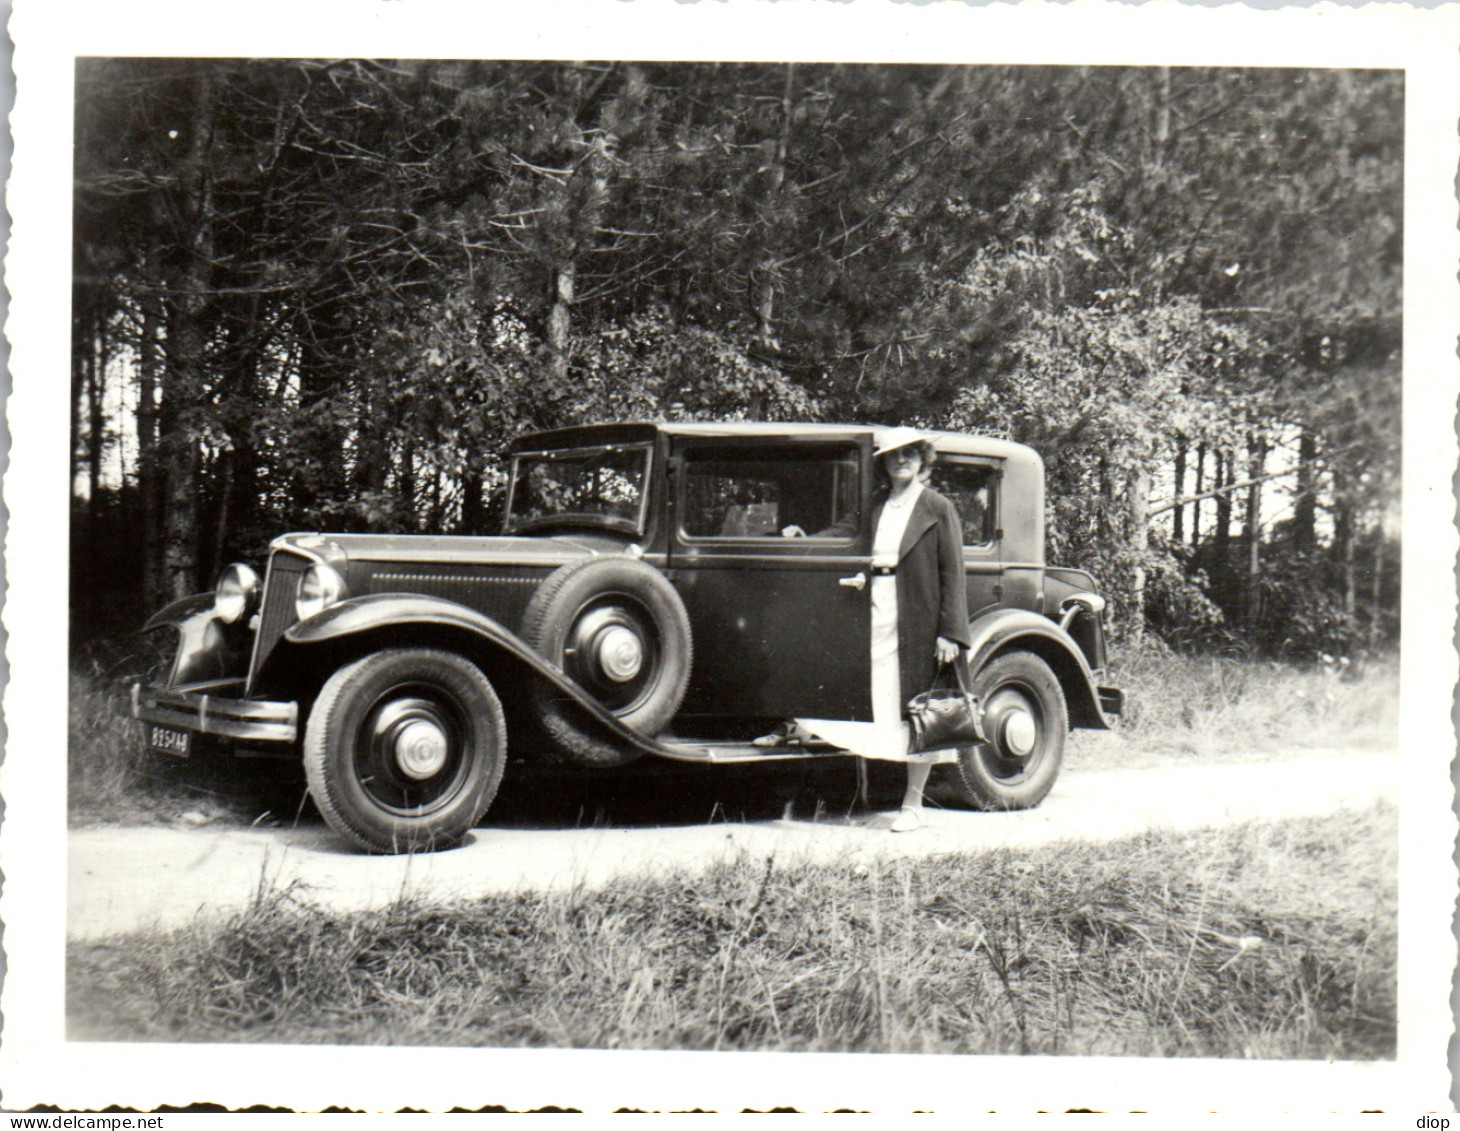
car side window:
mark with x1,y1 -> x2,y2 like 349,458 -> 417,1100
930,461 -> 998,547
681,447 -> 861,540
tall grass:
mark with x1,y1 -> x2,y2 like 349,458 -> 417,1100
68,803 -> 1397,1057
1097,639 -> 1398,762
68,669 -> 161,823
68,668 -> 298,826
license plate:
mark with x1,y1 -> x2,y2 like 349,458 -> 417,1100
148,725 -> 191,758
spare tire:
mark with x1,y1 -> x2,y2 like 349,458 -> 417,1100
520,556 -> 693,767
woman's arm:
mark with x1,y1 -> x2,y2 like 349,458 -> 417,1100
935,494 -> 970,648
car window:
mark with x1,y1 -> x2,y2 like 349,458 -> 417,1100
505,444 -> 651,533
681,447 -> 861,540
930,461 -> 998,546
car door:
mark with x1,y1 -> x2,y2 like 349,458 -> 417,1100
667,434 -> 875,722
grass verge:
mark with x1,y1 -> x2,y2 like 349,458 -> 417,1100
68,669 -> 300,828
68,802 -> 1396,1057
1071,642 -> 1398,767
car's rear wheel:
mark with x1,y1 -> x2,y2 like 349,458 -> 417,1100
521,557 -> 693,768
303,648 -> 507,853
936,650 -> 1067,811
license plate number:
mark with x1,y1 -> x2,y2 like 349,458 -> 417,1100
148,725 -> 191,757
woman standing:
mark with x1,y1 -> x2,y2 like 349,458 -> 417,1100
867,428 -> 970,830
763,427 -> 970,832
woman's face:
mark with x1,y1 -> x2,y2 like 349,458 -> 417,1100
882,445 -> 923,487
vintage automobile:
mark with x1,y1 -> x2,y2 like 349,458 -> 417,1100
130,422 -> 1123,853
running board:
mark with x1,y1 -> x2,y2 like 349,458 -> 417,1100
648,737 -> 851,765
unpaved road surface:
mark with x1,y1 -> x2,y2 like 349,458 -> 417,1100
69,749 -> 1395,940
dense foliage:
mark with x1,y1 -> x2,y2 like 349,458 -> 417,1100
72,61 -> 1401,655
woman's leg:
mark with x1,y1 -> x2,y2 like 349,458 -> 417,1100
890,759 -> 932,831
901,760 -> 932,808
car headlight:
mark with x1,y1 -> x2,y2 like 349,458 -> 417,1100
213,563 -> 261,625
296,563 -> 346,621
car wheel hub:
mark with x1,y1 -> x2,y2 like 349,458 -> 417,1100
596,625 -> 645,682
391,717 -> 451,780
1001,709 -> 1037,757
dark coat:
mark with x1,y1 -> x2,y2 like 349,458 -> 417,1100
872,486 -> 971,705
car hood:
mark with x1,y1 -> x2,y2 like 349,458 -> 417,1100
272,531 -> 603,569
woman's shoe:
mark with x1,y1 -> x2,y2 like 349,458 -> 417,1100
752,721 -> 808,748
889,806 -> 921,833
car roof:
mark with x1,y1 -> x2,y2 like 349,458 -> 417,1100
511,421 -> 1039,465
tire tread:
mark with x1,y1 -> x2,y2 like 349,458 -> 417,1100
937,649 -> 1067,812
303,648 -> 506,853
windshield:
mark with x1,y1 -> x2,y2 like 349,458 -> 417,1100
505,444 -> 652,534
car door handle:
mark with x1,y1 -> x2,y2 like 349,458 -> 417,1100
839,572 -> 867,591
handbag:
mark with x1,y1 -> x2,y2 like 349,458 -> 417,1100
906,661 -> 983,754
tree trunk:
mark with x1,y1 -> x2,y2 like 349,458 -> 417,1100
748,64 -> 794,420
429,462 -> 443,533
1152,67 -> 1172,165
84,308 -> 107,507
353,379 -> 387,498
85,313 -> 110,632
459,466 -> 485,535
1340,511 -> 1357,633
1191,441 -> 1205,547
161,71 -> 216,599
138,288 -> 164,609
1214,450 -> 1232,585
1293,428 -> 1317,552
1333,486 -> 1358,636
70,301 -> 99,634
1368,525 -> 1385,651
1097,457 -> 1111,543
1172,438 -> 1186,545
160,399 -> 199,599
70,312 -> 87,498
1243,433 -> 1265,631
542,107 -> 613,423
209,448 -> 234,584
1125,461 -> 1151,635
398,437 -> 417,532
292,303 -> 351,520
545,261 -> 576,417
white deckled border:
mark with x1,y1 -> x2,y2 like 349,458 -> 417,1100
5,0 -> 1457,1113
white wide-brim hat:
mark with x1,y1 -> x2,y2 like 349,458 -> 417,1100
874,426 -> 933,459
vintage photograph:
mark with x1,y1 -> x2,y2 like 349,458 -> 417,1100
5,0 -> 1456,1115
66,49 -> 1402,1041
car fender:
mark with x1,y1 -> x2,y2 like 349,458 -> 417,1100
966,607 -> 1115,729
140,592 -> 244,685
276,593 -> 678,760
142,592 -> 215,633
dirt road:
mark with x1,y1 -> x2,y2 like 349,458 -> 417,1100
68,749 -> 1395,940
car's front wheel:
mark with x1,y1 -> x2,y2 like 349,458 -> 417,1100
303,648 -> 507,853
936,650 -> 1067,811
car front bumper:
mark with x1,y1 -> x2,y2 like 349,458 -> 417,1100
131,679 -> 299,744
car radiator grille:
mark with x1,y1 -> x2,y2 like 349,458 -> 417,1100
246,550 -> 311,694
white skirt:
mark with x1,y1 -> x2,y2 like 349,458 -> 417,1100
797,574 -> 951,763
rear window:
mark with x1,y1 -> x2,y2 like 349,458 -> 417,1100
930,461 -> 998,546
